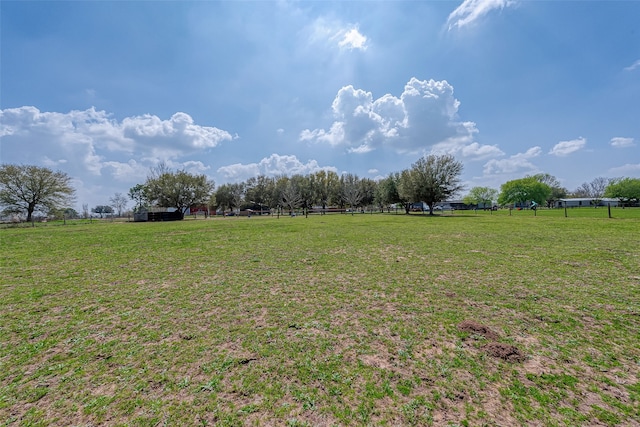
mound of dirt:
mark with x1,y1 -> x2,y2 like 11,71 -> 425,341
457,320 -> 500,340
484,342 -> 526,362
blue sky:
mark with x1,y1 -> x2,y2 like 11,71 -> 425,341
1,0 -> 639,211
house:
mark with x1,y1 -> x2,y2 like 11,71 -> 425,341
555,198 -> 619,208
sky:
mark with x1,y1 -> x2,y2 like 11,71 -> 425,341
1,0 -> 639,212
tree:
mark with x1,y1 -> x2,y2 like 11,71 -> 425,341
92,205 -> 114,218
463,186 -> 498,209
498,177 -> 551,207
109,192 -> 128,217
63,207 -> 79,219
244,175 -> 274,212
312,170 -> 340,212
378,172 -> 410,213
290,174 -> 314,214
0,164 -> 75,222
128,184 -> 147,212
399,154 -> 464,215
374,176 -> 394,212
341,173 -> 363,214
143,168 -> 215,215
575,177 -> 610,206
572,183 -> 591,198
528,173 -> 567,208
279,177 -> 303,214
229,182 -> 245,213
605,177 -> 640,207
358,178 -> 377,209
214,184 -> 234,213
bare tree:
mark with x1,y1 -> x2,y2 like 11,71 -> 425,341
341,173 -> 362,215
109,192 -> 128,217
589,177 -> 609,206
229,183 -> 245,214
574,177 -> 610,206
280,179 -> 303,215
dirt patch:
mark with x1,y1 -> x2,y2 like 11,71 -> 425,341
457,320 -> 500,340
484,342 -> 526,362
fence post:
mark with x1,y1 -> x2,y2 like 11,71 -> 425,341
608,203 -> 611,219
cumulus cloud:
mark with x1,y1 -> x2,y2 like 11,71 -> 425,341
549,137 -> 586,156
300,77 -> 500,160
217,154 -> 337,182
0,106 -> 233,177
447,0 -> 515,31
624,60 -> 640,71
483,146 -> 541,175
610,137 -> 636,148
122,112 -> 233,150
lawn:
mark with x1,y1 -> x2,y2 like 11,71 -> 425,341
1,209 -> 639,426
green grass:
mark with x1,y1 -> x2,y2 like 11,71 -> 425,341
1,209 -> 639,426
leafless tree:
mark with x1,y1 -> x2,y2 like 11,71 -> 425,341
341,173 -> 363,215
109,192 -> 128,217
280,180 -> 303,215
575,177 -> 610,206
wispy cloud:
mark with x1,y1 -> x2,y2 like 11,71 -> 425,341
306,18 -> 368,51
610,137 -> 636,148
609,163 -> 640,175
624,59 -> 640,71
447,0 -> 515,31
549,137 -> 586,157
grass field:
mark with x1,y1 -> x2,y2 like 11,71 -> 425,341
1,209 -> 639,426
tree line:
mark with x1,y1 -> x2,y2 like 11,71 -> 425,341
1,158 -> 639,222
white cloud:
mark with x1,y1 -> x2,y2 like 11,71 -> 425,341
305,18 -> 368,51
430,138 -> 504,160
609,163 -> 640,175
42,157 -> 68,167
624,59 -> 640,71
300,77 -> 501,160
121,112 -> 232,150
447,0 -> 515,31
610,137 -> 636,148
368,169 -> 379,174
483,146 -> 541,175
549,137 -> 586,156
0,107 -> 233,178
102,159 -> 148,182
217,154 -> 337,182
338,27 -> 367,50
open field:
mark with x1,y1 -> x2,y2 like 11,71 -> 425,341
1,210 -> 639,426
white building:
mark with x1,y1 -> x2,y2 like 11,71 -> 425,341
555,198 -> 619,208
